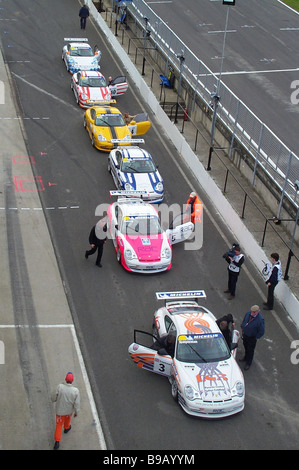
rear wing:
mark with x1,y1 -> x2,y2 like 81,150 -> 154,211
109,190 -> 149,201
111,139 -> 145,145
156,290 -> 206,305
64,37 -> 88,42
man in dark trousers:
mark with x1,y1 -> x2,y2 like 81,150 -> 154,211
240,305 -> 265,370
263,252 -> 282,311
79,4 -> 90,30
85,217 -> 107,267
223,244 -> 244,299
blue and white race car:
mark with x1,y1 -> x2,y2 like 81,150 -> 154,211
108,147 -> 164,203
128,291 -> 245,418
62,38 -> 101,74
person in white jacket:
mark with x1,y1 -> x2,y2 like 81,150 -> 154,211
51,372 -> 80,450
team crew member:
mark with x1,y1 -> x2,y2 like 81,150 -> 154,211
224,244 -> 244,299
79,4 -> 90,30
85,217 -> 107,267
51,372 -> 80,450
263,252 -> 282,311
185,192 -> 202,224
240,305 -> 265,370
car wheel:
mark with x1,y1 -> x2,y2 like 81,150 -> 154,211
116,247 -> 122,264
83,116 -> 87,129
91,135 -> 95,147
108,159 -> 111,173
170,377 -> 178,401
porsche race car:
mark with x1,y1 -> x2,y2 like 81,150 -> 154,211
84,106 -> 151,151
71,71 -> 128,108
107,191 -> 193,273
62,38 -> 101,74
128,291 -> 245,418
108,147 -> 164,203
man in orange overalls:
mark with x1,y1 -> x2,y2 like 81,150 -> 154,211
51,372 -> 80,450
185,192 -> 202,224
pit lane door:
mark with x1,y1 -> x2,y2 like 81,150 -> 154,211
128,113 -> 151,136
128,330 -> 172,377
109,76 -> 128,97
166,213 -> 194,245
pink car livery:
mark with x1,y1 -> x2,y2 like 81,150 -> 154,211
107,191 -> 194,273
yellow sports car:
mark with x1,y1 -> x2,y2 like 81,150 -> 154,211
83,106 -> 151,151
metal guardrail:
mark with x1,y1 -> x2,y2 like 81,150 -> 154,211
125,0 -> 299,214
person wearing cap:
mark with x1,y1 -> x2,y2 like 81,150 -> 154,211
240,305 -> 265,370
85,217 -> 107,267
185,192 -> 202,224
51,372 -> 81,450
224,244 -> 244,299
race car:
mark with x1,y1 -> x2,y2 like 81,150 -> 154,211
84,106 -> 151,152
71,71 -> 128,108
108,147 -> 164,203
62,38 -> 101,74
128,291 -> 245,418
107,191 -> 194,273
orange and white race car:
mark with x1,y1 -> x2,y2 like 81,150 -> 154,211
71,71 -> 128,108
128,291 -> 245,418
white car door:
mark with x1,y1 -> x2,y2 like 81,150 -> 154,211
166,213 -> 194,245
128,330 -> 173,377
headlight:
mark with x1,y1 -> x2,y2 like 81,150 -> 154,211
154,182 -> 164,192
97,134 -> 107,142
124,182 -> 134,190
124,134 -> 131,141
232,381 -> 244,397
161,247 -> 171,259
81,93 -> 89,100
104,93 -> 111,100
184,385 -> 196,400
125,248 -> 137,260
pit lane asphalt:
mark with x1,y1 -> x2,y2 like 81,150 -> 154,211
1,0 -> 299,451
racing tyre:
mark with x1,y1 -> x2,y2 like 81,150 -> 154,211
91,136 -> 96,147
170,377 -> 178,402
108,159 -> 111,173
83,117 -> 87,129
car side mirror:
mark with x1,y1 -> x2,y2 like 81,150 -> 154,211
115,224 -> 119,231
231,343 -> 238,351
158,348 -> 168,356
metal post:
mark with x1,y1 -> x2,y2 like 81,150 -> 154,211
207,4 -> 230,170
174,53 -> 185,123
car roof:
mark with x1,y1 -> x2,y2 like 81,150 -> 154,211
93,106 -> 121,115
161,301 -> 219,335
117,199 -> 158,218
69,42 -> 91,48
118,147 -> 151,160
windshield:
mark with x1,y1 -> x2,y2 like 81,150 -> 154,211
121,159 -> 156,173
79,77 -> 106,87
95,114 -> 125,127
70,47 -> 93,57
176,333 -> 231,363
122,216 -> 162,236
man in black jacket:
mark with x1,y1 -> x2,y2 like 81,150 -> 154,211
79,4 -> 90,30
85,218 -> 107,267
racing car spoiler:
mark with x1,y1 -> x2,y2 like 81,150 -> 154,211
64,38 -> 88,42
156,290 -> 206,304
109,190 -> 149,199
111,139 -> 145,145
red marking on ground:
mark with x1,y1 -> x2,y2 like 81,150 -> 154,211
14,176 -> 45,192
12,156 -> 36,164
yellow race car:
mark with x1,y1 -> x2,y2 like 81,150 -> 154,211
83,106 -> 151,151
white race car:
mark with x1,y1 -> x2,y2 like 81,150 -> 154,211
62,38 -> 101,74
128,291 -> 245,418
108,147 -> 164,203
71,71 -> 128,108
107,191 -> 193,273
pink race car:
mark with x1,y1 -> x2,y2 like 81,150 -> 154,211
107,191 -> 194,273
71,71 -> 128,108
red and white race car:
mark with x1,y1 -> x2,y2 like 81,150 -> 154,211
71,71 -> 128,108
